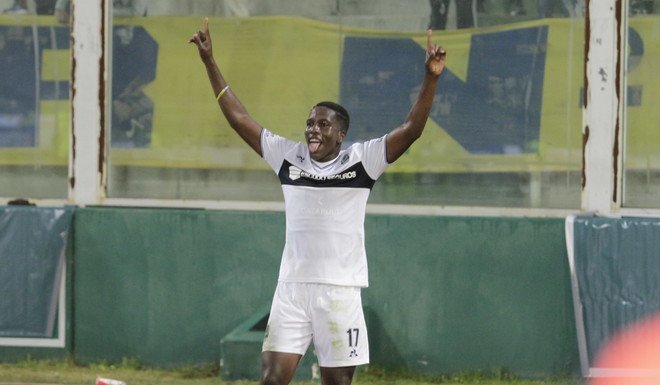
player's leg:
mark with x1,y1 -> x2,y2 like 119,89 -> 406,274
261,282 -> 313,385
311,285 -> 369,377
320,365 -> 356,385
260,351 -> 302,385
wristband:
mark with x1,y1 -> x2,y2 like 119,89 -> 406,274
216,85 -> 230,101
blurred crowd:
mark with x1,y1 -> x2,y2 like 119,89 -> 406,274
428,0 -> 656,30
2,0 -> 148,19
3,0 -> 656,27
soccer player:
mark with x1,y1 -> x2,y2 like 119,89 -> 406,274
189,18 -> 446,385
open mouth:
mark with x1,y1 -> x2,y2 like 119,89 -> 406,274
308,137 -> 321,153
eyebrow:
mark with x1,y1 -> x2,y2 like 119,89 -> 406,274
306,118 -> 331,124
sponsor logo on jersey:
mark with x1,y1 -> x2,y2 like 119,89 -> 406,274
289,165 -> 357,182
279,160 -> 376,189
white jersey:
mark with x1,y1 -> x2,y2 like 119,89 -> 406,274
261,128 -> 389,287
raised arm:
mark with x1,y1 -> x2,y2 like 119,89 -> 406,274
385,29 -> 446,163
189,17 -> 262,155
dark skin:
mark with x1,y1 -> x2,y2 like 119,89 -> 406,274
190,18 -> 446,385
305,106 -> 347,162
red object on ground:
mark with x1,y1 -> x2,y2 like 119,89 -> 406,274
588,312 -> 660,385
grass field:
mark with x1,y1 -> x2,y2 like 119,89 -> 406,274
0,358 -> 584,385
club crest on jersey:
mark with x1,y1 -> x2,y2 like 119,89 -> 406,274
289,166 -> 303,180
340,154 -> 349,165
288,165 -> 357,182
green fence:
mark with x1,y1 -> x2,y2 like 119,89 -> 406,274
0,206 -> 579,377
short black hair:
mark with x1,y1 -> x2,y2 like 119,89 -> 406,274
314,101 -> 350,132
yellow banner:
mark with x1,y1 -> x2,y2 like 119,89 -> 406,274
0,16 -> 657,173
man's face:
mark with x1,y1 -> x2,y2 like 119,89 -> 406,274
305,106 -> 346,162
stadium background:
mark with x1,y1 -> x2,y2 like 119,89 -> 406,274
1,0 -> 659,380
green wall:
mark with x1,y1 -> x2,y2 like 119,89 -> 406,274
72,208 -> 284,366
363,215 -> 578,377
1,207 -> 579,377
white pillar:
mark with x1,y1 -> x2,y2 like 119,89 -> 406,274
68,0 -> 108,205
581,0 -> 625,213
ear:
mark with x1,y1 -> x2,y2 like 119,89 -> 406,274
337,130 -> 346,144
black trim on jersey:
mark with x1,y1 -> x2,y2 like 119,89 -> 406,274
278,160 -> 376,189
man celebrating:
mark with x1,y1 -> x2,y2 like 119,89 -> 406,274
190,18 -> 446,385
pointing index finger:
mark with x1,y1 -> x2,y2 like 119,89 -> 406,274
426,29 -> 433,50
203,17 -> 209,34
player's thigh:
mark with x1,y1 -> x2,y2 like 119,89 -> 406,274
311,285 -> 369,367
263,282 -> 313,355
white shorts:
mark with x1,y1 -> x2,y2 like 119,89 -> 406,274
262,282 -> 369,367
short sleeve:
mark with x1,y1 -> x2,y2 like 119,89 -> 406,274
261,128 -> 297,173
359,134 -> 389,180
